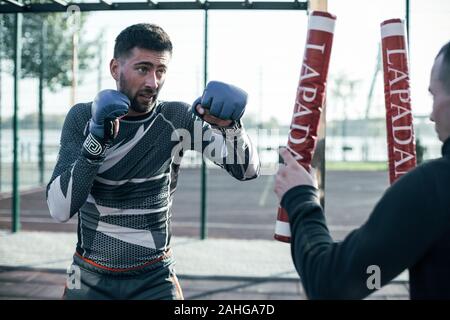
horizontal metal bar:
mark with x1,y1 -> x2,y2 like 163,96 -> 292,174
51,0 -> 68,6
0,1 -> 307,13
1,0 -> 24,8
100,0 -> 113,6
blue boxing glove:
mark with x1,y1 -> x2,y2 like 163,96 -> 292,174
89,89 -> 130,139
192,81 -> 247,123
83,90 -> 130,159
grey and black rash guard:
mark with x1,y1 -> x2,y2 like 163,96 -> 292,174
47,100 -> 260,270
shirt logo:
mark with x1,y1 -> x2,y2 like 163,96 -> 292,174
83,133 -> 104,156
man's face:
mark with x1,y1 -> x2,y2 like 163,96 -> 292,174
429,54 -> 450,142
110,47 -> 171,114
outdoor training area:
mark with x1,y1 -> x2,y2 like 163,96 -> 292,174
1,0 -> 450,306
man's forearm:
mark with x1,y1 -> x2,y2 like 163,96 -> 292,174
282,186 -> 384,300
281,186 -> 343,299
47,151 -> 103,223
214,124 -> 260,181
281,176 -> 432,300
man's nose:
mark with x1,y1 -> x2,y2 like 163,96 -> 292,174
429,112 -> 435,123
144,72 -> 158,89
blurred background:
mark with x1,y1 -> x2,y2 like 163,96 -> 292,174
1,0 -> 448,300
1,0 -> 448,191
0,0 -> 450,238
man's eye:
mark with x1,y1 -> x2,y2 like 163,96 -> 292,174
157,69 -> 166,75
137,67 -> 147,73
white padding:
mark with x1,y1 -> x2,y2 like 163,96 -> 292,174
381,22 -> 405,38
275,220 -> 291,237
308,15 -> 336,34
96,221 -> 156,249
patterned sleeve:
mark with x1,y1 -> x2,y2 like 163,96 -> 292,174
46,104 -> 103,222
183,104 -> 260,181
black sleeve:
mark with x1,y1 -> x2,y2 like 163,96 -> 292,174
46,104 -> 103,222
281,166 -> 450,299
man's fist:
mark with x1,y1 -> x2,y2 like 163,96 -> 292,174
89,90 -> 130,140
193,81 -> 247,126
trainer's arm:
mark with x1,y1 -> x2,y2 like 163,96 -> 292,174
46,105 -> 103,222
281,165 -> 449,300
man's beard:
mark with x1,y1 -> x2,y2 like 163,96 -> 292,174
129,93 -> 158,113
119,74 -> 159,114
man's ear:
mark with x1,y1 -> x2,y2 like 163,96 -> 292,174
110,58 -> 119,81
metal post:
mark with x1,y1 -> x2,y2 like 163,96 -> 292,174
405,0 -> 410,47
309,0 -> 327,207
308,0 -> 327,12
71,20 -> 78,106
38,19 -> 47,186
97,37 -> 104,92
200,8 -> 208,240
0,17 -> 3,192
12,12 -> 22,233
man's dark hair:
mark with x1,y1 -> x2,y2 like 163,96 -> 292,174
114,23 -> 173,59
437,41 -> 450,92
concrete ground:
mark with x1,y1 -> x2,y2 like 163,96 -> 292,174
0,168 -> 390,240
0,168 -> 409,300
0,231 -> 409,300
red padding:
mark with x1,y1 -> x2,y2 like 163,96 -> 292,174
381,18 -> 417,185
275,11 -> 336,243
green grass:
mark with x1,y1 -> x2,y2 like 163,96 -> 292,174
326,161 -> 388,171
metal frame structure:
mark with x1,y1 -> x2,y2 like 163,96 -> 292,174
0,0 -> 410,237
0,1 -> 308,13
1,0 -> 309,236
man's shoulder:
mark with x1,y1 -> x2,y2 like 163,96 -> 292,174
392,156 -> 450,195
70,102 -> 92,114
63,102 -> 92,132
157,100 -> 193,125
416,156 -> 450,178
158,100 -> 191,112
67,102 -> 92,118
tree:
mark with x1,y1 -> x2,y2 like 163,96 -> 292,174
0,10 -> 96,186
0,11 -> 94,91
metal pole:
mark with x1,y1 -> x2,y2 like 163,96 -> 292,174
309,0 -> 327,207
38,19 -> 47,186
0,17 -> 3,192
0,1 -> 308,14
12,12 -> 22,233
200,8 -> 208,240
97,37 -> 104,92
405,0 -> 410,47
71,21 -> 78,106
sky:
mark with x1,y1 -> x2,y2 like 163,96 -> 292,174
1,0 -> 450,125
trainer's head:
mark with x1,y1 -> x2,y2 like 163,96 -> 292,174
429,41 -> 450,142
110,23 -> 173,114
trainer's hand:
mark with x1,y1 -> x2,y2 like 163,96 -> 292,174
274,148 -> 318,202
89,89 -> 130,141
193,81 -> 247,127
